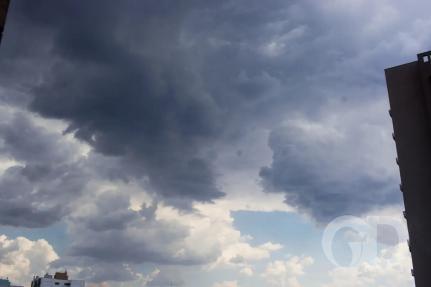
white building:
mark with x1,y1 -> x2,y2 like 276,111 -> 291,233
31,272 -> 84,287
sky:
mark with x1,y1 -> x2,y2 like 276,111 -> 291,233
0,0 -> 428,286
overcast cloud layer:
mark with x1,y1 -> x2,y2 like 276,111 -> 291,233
1,0 -> 410,218
0,0 -> 428,285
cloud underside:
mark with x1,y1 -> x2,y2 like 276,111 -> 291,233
2,0 -> 407,222
260,101 -> 401,222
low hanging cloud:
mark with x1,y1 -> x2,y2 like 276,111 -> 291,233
260,99 -> 402,222
48,187 -> 282,282
0,112 -> 89,227
65,191 -> 209,266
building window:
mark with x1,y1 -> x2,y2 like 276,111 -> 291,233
65,284 -> 71,286
55,283 -> 59,285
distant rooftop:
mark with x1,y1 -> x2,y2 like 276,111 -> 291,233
54,272 -> 68,281
32,271 -> 84,287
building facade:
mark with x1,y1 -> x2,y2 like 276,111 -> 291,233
31,272 -> 84,287
0,0 -> 10,44
385,51 -> 431,287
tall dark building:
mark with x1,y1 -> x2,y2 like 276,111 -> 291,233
385,51 -> 431,287
0,0 -> 10,45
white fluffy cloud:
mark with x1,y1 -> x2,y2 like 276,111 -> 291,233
0,235 -> 58,285
262,256 -> 314,287
51,181 -> 285,283
323,243 -> 413,287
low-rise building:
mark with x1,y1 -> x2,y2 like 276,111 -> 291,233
0,278 -> 23,287
31,272 -> 84,287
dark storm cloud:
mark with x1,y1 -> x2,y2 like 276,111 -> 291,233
0,113 -> 88,227
2,0 -> 429,222
3,0 -> 325,208
7,0 -> 369,209
2,0 -> 431,284
4,0 -> 231,207
83,192 -> 139,232
260,105 -> 403,222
